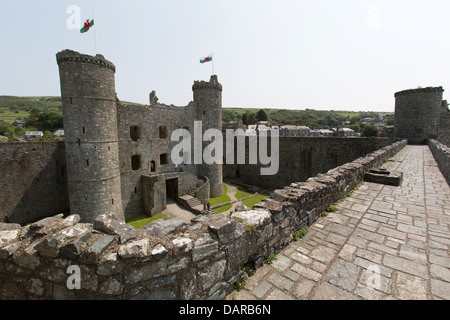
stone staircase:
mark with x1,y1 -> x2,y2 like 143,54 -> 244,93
178,193 -> 214,215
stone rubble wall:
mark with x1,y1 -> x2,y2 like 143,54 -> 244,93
0,140 -> 406,300
428,139 -> 450,185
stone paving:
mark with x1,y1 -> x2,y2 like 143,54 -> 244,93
228,145 -> 450,300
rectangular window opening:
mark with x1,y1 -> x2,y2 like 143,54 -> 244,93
130,126 -> 140,141
131,155 -> 141,171
160,153 -> 168,165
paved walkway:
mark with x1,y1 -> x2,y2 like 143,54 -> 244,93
228,145 -> 450,300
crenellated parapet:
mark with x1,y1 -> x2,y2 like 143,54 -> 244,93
56,50 -> 116,72
394,86 -> 444,97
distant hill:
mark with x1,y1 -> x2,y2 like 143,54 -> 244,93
0,95 -> 392,130
0,96 -> 62,124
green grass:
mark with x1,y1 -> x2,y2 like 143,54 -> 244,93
213,204 -> 232,214
126,213 -> 168,229
241,194 -> 269,209
228,182 -> 253,199
209,184 -> 231,206
293,227 -> 308,241
235,189 -> 252,199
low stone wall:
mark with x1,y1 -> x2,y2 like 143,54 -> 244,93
0,140 -> 406,300
428,139 -> 450,185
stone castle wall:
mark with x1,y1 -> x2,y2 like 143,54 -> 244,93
0,140 -> 406,300
428,139 -> 450,185
224,137 -> 402,190
437,101 -> 450,146
0,142 -> 69,225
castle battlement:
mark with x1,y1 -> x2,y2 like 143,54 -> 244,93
394,86 -> 444,97
192,75 -> 222,91
56,50 -> 116,72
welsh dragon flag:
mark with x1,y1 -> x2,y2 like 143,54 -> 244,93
200,53 -> 212,63
80,19 -> 94,33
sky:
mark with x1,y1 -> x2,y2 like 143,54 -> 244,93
1,0 -> 449,112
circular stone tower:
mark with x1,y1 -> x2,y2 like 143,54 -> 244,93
393,86 -> 444,144
192,75 -> 223,198
56,50 -> 124,222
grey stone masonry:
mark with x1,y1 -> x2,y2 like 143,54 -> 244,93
229,145 -> 450,300
0,140 -> 407,300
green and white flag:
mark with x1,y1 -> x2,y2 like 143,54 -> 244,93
200,53 -> 213,63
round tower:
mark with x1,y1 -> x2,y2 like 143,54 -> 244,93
192,75 -> 223,197
56,50 -> 124,222
393,86 -> 444,144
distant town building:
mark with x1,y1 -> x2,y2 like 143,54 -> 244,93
334,127 -> 357,137
12,119 -> 25,128
279,125 -> 311,137
25,131 -> 43,139
52,129 -> 65,138
318,129 -> 334,136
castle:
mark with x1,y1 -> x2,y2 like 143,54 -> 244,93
56,50 -> 223,222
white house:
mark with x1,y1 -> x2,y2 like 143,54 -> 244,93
25,131 -> 43,139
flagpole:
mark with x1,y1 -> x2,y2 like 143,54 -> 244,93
93,10 -> 98,54
212,51 -> 214,75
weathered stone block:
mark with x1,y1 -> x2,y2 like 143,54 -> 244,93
0,229 -> 20,248
141,218 -> 189,238
81,234 -> 115,263
225,232 -> 257,276
231,209 -> 271,229
364,169 -> 403,186
150,244 -> 167,260
36,224 -> 92,258
118,238 -> 149,258
192,235 -> 219,262
208,217 -> 245,244
96,252 -> 123,276
94,214 -> 138,243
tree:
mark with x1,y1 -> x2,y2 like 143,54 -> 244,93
0,121 -> 11,135
25,108 -> 41,127
348,124 -> 361,132
242,111 -> 257,125
256,109 -> 268,122
36,111 -> 63,132
362,125 -> 379,137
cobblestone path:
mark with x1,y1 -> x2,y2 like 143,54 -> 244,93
228,145 -> 450,300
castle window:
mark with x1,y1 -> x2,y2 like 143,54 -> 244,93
112,198 -> 114,205
150,160 -> 156,172
82,127 -> 86,134
160,153 -> 168,165
130,126 -> 140,141
131,155 -> 141,171
86,159 -> 90,167
159,126 -> 168,139
134,187 -> 137,194
108,146 -> 111,151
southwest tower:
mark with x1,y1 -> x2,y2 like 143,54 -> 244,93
56,50 -> 124,222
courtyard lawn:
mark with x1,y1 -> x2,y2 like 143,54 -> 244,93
126,213 -> 168,229
213,204 -> 232,214
209,184 -> 231,206
241,194 -> 269,209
